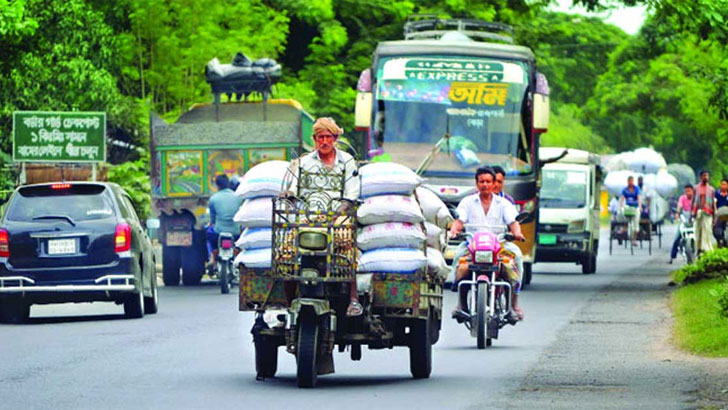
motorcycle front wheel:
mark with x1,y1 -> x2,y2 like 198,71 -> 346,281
476,282 -> 488,349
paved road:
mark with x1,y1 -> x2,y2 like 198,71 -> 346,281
0,226 -> 702,409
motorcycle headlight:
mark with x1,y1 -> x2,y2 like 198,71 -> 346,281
298,231 -> 327,251
474,250 -> 493,263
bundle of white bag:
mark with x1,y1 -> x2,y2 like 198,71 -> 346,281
356,163 -> 448,278
232,160 -> 290,269
604,149 -> 677,224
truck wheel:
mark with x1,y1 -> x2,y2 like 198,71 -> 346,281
162,245 -> 181,286
0,298 -> 31,324
181,230 -> 205,286
523,262 -> 532,286
409,317 -> 432,379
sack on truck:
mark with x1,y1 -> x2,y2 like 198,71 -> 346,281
359,162 -> 422,198
235,160 -> 289,199
416,186 -> 453,229
357,222 -> 426,251
357,194 -> 425,225
426,247 -> 449,279
235,227 -> 272,250
358,248 -> 427,273
234,247 -> 272,269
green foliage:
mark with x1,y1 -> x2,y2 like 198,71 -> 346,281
542,104 -> 610,153
107,157 -> 151,221
708,276 -> 728,319
673,248 -> 728,284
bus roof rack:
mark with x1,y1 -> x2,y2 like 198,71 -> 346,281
403,15 -> 514,44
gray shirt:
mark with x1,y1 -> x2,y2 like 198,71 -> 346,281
209,188 -> 243,234
287,149 -> 359,211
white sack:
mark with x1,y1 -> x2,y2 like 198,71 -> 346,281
234,247 -> 272,268
604,170 -> 637,197
357,194 -> 425,225
235,160 -> 289,199
359,162 -> 422,198
649,193 -> 670,224
233,197 -> 273,228
425,221 -> 445,250
416,186 -> 453,228
655,170 -> 678,198
235,227 -> 272,250
357,222 -> 425,251
605,153 -> 629,172
358,248 -> 427,273
427,247 -> 449,279
624,148 -> 667,174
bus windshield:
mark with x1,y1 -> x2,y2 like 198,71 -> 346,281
371,55 -> 532,176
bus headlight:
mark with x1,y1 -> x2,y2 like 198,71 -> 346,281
567,219 -> 586,233
521,199 -> 535,213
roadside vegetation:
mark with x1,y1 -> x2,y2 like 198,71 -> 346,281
672,249 -> 728,357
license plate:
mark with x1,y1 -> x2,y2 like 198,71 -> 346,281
167,231 -> 192,246
219,248 -> 233,258
538,234 -> 557,245
48,238 -> 76,255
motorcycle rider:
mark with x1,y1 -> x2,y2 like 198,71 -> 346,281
492,165 -> 524,286
449,166 -> 526,321
284,117 -> 362,316
670,184 -> 694,263
206,174 -> 243,268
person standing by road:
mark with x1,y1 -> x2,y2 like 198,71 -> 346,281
620,175 -> 641,246
713,179 -> 728,247
206,174 -> 243,268
670,184 -> 694,263
693,170 -> 715,255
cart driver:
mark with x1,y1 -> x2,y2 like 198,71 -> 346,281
449,166 -> 526,322
284,117 -> 362,316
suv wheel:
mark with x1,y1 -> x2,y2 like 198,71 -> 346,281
0,299 -> 30,324
124,290 -> 144,319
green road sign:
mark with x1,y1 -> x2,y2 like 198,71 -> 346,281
12,111 -> 106,163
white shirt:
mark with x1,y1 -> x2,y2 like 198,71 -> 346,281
287,148 -> 359,211
456,193 -> 518,233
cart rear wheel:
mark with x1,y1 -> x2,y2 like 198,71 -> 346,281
409,317 -> 432,379
476,282 -> 487,349
296,312 -> 319,388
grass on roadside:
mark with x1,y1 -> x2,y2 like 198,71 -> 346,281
672,279 -> 728,357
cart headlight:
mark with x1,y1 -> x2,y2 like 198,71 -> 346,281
474,250 -> 493,263
567,219 -> 586,233
298,231 -> 327,251
301,268 -> 319,279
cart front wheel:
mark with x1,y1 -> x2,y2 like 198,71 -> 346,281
296,311 -> 319,388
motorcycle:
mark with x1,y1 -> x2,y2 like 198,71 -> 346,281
454,217 -> 526,349
217,232 -> 237,294
678,212 -> 696,264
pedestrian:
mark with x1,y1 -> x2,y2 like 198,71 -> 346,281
693,170 -> 715,255
713,178 -> 728,247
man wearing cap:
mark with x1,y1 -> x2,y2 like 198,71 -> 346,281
285,117 -> 362,316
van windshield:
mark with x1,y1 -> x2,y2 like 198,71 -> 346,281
541,169 -> 587,209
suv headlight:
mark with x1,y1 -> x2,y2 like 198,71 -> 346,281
567,219 -> 586,233
298,231 -> 327,251
474,250 -> 493,263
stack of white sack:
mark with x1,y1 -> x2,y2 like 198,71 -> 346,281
357,163 -> 428,274
233,160 -> 289,269
604,170 -> 676,224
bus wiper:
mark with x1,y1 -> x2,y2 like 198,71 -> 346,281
32,214 -> 77,227
415,116 -> 451,176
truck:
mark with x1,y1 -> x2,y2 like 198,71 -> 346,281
353,16 -> 550,285
535,147 -> 602,274
149,99 -> 313,285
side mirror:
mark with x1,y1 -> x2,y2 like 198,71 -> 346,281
515,211 -> 531,224
146,218 -> 160,229
355,69 -> 373,128
533,72 -> 550,132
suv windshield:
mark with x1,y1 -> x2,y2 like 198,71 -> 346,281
6,185 -> 115,222
541,169 -> 587,209
372,55 -> 532,176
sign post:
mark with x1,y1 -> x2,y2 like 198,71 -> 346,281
12,111 -> 106,182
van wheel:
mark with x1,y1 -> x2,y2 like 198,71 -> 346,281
582,254 -> 597,275
0,299 -> 30,324
522,263 -> 532,286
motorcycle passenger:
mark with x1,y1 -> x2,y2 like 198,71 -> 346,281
449,166 -> 526,321
206,174 -> 243,268
713,179 -> 728,247
285,117 -> 362,316
492,165 -> 524,286
669,184 -> 694,263
694,170 -> 715,255
620,175 -> 641,246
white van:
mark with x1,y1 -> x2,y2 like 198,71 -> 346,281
536,148 -> 602,274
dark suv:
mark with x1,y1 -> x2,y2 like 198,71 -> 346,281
0,182 -> 158,323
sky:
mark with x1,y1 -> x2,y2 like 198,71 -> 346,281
549,0 -> 649,35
